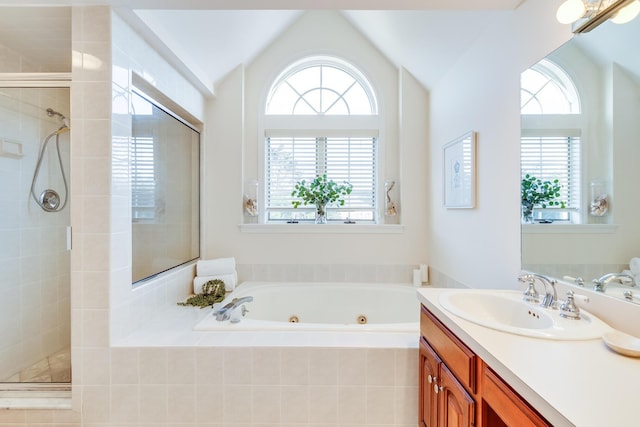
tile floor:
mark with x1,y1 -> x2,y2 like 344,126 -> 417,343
2,348 -> 71,383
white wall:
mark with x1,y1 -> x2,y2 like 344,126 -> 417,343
428,0 -> 572,289
205,11 -> 429,274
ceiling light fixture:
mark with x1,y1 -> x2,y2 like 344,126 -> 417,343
611,0 -> 640,23
556,0 -> 640,32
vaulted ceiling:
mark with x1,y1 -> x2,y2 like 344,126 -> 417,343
132,8 -> 513,92
0,1 -> 527,93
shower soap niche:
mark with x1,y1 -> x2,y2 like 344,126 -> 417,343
0,138 -> 23,158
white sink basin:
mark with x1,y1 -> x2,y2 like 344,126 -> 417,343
438,289 -> 611,340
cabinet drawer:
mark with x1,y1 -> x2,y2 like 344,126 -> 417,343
420,305 -> 476,393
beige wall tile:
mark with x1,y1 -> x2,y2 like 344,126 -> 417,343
110,347 -> 139,384
138,384 -> 168,423
366,349 -> 396,386
365,386 -> 395,425
223,348 -> 252,385
167,384 -> 196,423
308,385 -> 338,424
337,385 -> 366,424
195,347 -> 224,385
308,348 -> 338,385
139,348 -> 167,384
110,384 -> 139,423
281,385 -> 309,424
280,348 -> 308,385
252,385 -> 282,424
167,348 -> 195,384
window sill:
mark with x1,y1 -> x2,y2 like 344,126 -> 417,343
239,223 -> 404,234
522,223 -> 618,234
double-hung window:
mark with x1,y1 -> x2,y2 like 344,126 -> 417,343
521,59 -> 582,222
264,56 -> 379,223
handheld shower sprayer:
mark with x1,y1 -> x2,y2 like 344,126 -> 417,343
31,108 -> 70,212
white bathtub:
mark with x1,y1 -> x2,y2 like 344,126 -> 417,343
193,281 -> 420,332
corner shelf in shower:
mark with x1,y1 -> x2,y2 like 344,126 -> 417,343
0,138 -> 23,158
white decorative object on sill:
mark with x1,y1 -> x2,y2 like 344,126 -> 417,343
385,179 -> 398,217
243,179 -> 258,219
589,179 -> 609,217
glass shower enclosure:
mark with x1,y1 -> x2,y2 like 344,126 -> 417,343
0,87 -> 71,384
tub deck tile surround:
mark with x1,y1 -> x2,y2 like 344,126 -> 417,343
105,301 -> 419,427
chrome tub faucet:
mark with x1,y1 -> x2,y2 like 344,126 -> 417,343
213,296 -> 253,322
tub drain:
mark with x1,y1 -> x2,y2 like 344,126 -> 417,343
289,315 -> 300,323
357,315 -> 368,324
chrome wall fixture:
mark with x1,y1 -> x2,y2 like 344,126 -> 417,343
30,108 -> 70,212
557,0 -> 640,32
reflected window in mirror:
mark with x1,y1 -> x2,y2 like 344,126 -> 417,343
521,59 -> 582,224
131,90 -> 201,284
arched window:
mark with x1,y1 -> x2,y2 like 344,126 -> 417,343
521,59 -> 580,114
266,57 -> 377,115
521,59 -> 582,223
264,56 -> 379,223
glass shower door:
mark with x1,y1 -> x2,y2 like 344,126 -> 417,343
0,87 -> 71,384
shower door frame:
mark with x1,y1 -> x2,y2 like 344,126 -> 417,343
0,73 -> 72,400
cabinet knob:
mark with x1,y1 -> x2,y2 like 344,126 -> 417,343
427,374 -> 436,384
434,383 -> 440,394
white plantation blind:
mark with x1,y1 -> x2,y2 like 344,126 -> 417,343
266,136 -> 376,222
521,135 -> 581,212
131,136 -> 156,220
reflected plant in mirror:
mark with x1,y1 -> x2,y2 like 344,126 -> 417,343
520,18 -> 640,304
521,174 -> 565,223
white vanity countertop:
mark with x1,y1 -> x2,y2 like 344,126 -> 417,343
416,287 -> 640,427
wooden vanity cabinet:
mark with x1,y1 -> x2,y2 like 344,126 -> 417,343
419,304 -> 552,427
419,306 -> 476,427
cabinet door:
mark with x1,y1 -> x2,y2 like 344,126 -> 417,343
419,338 -> 441,427
439,363 -> 475,427
482,366 -> 551,427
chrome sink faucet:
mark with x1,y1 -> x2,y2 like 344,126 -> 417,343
518,273 -> 558,308
592,272 -> 636,292
213,296 -> 253,322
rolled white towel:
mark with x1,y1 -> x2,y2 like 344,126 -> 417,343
630,257 -> 640,275
197,257 -> 236,277
193,272 -> 237,294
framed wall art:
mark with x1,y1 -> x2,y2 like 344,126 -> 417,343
443,131 -> 477,208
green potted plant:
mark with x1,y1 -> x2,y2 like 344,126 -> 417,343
521,174 -> 565,223
291,174 -> 352,224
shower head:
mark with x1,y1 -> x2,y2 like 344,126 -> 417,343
46,108 -> 70,131
46,108 -> 67,123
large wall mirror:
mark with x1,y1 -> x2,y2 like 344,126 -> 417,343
131,89 -> 200,284
521,18 -> 640,304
